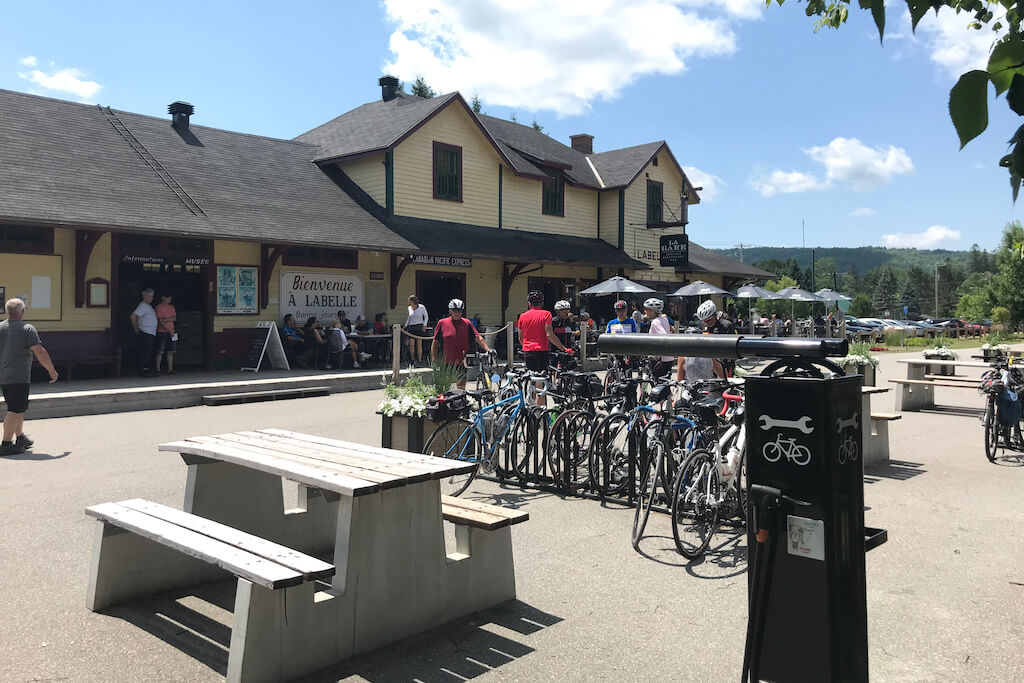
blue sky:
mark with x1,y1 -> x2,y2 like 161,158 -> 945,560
1,0 -> 1020,252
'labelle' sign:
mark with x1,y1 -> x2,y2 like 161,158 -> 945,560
280,271 -> 363,323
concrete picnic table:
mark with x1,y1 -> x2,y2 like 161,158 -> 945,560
138,429 -> 518,682
889,358 -> 992,411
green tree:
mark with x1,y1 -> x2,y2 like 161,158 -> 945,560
411,76 -> 436,98
531,118 -> 544,133
850,293 -> 873,317
898,275 -> 921,315
956,290 -> 991,321
471,93 -> 483,114
967,243 -> 994,273
872,267 -> 897,316
992,305 -> 1011,326
995,220 -> 1024,323
936,258 -> 966,316
770,0 -> 1024,199
813,256 -> 838,291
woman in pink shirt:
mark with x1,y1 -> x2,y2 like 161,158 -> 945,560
643,297 -> 673,379
154,294 -> 177,375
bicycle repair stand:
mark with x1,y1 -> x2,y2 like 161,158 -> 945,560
595,335 -> 888,683
743,358 -> 887,683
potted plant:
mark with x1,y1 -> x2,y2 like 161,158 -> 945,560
378,362 -> 465,453
981,332 -> 1010,360
922,342 -> 957,375
835,341 -> 880,386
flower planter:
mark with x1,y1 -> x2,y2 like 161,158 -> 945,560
982,348 -> 1008,361
923,362 -> 954,376
859,364 -> 876,387
379,413 -> 439,453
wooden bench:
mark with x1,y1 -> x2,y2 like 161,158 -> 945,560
441,495 -> 529,530
35,330 -> 120,379
201,385 -> 330,406
86,498 -> 334,611
889,378 -> 979,411
870,412 -> 901,422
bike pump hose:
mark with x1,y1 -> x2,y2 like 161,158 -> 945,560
597,334 -> 848,361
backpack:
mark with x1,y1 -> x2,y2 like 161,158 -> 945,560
426,389 -> 471,423
997,389 -> 1023,427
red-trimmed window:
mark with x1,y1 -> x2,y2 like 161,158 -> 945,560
0,225 -> 54,254
647,180 -> 664,225
433,142 -> 462,201
542,170 -> 564,216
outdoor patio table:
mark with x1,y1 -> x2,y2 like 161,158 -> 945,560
152,429 -> 515,682
350,332 -> 392,365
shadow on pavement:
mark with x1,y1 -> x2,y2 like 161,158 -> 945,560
920,405 -> 984,418
298,600 -> 563,682
3,450 -> 71,461
864,459 -> 926,484
634,528 -> 748,579
992,452 -> 1024,467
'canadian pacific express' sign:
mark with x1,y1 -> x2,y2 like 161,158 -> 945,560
280,271 -> 363,323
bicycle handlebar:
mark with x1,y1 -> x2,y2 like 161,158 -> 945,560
597,334 -> 848,360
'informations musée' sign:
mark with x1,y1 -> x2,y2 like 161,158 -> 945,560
659,234 -> 689,267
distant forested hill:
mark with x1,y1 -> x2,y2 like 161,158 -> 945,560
712,246 -> 970,273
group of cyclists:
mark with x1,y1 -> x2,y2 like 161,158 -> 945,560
429,290 -> 740,395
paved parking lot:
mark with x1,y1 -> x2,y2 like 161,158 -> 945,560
1,348 -> 1022,682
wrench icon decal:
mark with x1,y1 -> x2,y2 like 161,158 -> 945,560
835,413 -> 860,433
759,415 -> 814,434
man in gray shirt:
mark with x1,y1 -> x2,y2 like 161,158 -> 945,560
1,298 -> 58,456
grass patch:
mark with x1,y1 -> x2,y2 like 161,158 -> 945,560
872,333 -> 1023,353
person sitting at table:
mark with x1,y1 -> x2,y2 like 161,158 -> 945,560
327,319 -> 362,369
336,310 -> 353,334
281,314 -> 305,364
354,315 -> 371,334
303,317 -> 330,369
373,313 -> 388,334
471,313 -> 482,331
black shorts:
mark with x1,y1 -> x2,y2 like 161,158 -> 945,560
406,324 -> 426,337
651,360 -> 673,379
1,383 -> 30,414
524,351 -> 549,373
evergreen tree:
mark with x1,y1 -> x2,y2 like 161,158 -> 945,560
897,276 -> 920,315
470,93 -> 482,114
936,258 -> 966,316
531,119 -> 544,133
967,243 -> 991,274
411,76 -> 436,98
871,267 -> 897,316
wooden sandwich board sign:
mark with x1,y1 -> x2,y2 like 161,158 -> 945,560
242,321 -> 291,372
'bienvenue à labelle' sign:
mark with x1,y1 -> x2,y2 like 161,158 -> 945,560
280,271 -> 363,323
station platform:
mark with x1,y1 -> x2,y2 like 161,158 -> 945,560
0,367 -> 429,419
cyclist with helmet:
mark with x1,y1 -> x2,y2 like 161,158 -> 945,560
518,291 -> 571,405
432,298 -> 491,389
605,300 -> 638,334
643,297 -> 674,378
551,300 -> 579,350
695,299 -> 737,375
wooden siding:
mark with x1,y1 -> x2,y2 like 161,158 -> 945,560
339,155 -> 387,207
393,105 -> 501,227
623,158 -> 685,282
502,174 -> 598,239
598,191 -> 619,248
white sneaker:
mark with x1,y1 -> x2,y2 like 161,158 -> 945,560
360,352 -> 372,360
354,362 -> 362,369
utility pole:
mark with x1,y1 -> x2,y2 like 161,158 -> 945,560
811,248 -> 816,291
802,219 -> 805,249
934,264 -> 939,317
734,243 -> 745,263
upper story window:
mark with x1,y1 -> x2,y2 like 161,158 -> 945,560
284,246 -> 359,269
542,170 -> 564,216
433,142 -> 462,201
0,225 -> 54,254
647,180 -> 664,225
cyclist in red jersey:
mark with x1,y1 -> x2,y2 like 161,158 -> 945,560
517,291 -> 571,405
432,298 -> 491,389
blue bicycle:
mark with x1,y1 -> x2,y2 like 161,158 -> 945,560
421,372 -> 544,496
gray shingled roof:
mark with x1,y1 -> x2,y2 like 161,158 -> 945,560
588,141 -> 665,188
295,92 -> 458,163
478,115 -> 600,187
0,88 -> 414,251
683,242 -> 774,280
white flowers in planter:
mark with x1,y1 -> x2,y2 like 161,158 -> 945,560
923,346 -> 957,360
837,353 -> 879,369
981,343 -> 1009,353
378,375 -> 435,418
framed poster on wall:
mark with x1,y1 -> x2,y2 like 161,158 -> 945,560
216,265 -> 259,314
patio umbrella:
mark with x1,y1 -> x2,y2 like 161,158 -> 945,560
670,280 -> 733,297
735,284 -> 779,332
814,288 -> 853,302
579,276 -> 657,296
774,287 -> 825,334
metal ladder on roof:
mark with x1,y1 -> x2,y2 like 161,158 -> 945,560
97,105 -> 206,216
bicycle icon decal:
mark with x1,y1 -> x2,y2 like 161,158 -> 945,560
835,412 -> 860,465
759,414 -> 814,466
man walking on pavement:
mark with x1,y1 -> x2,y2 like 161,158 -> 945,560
1,298 -> 58,456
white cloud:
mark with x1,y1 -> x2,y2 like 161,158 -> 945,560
849,207 -> 875,217
880,225 -> 961,248
19,56 -> 37,67
754,137 -> 913,197
18,66 -> 102,101
915,7 -> 1001,79
382,0 -> 740,115
751,170 -> 825,198
682,165 -> 724,202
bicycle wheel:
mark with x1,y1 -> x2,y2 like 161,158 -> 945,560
422,418 -> 481,497
670,449 -> 720,559
984,395 -> 999,462
603,364 -> 621,395
509,409 -> 539,481
547,409 -> 596,490
589,412 -> 631,496
632,437 -> 665,549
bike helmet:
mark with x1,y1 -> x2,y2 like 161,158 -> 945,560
448,298 -> 465,311
697,299 -> 717,321
643,297 -> 664,313
613,300 -> 628,310
528,290 -> 545,305
554,300 -> 571,311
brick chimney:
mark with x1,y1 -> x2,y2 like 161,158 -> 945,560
379,75 -> 399,102
570,133 -> 593,155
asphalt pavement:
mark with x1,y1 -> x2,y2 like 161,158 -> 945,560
0,348 -> 1022,682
